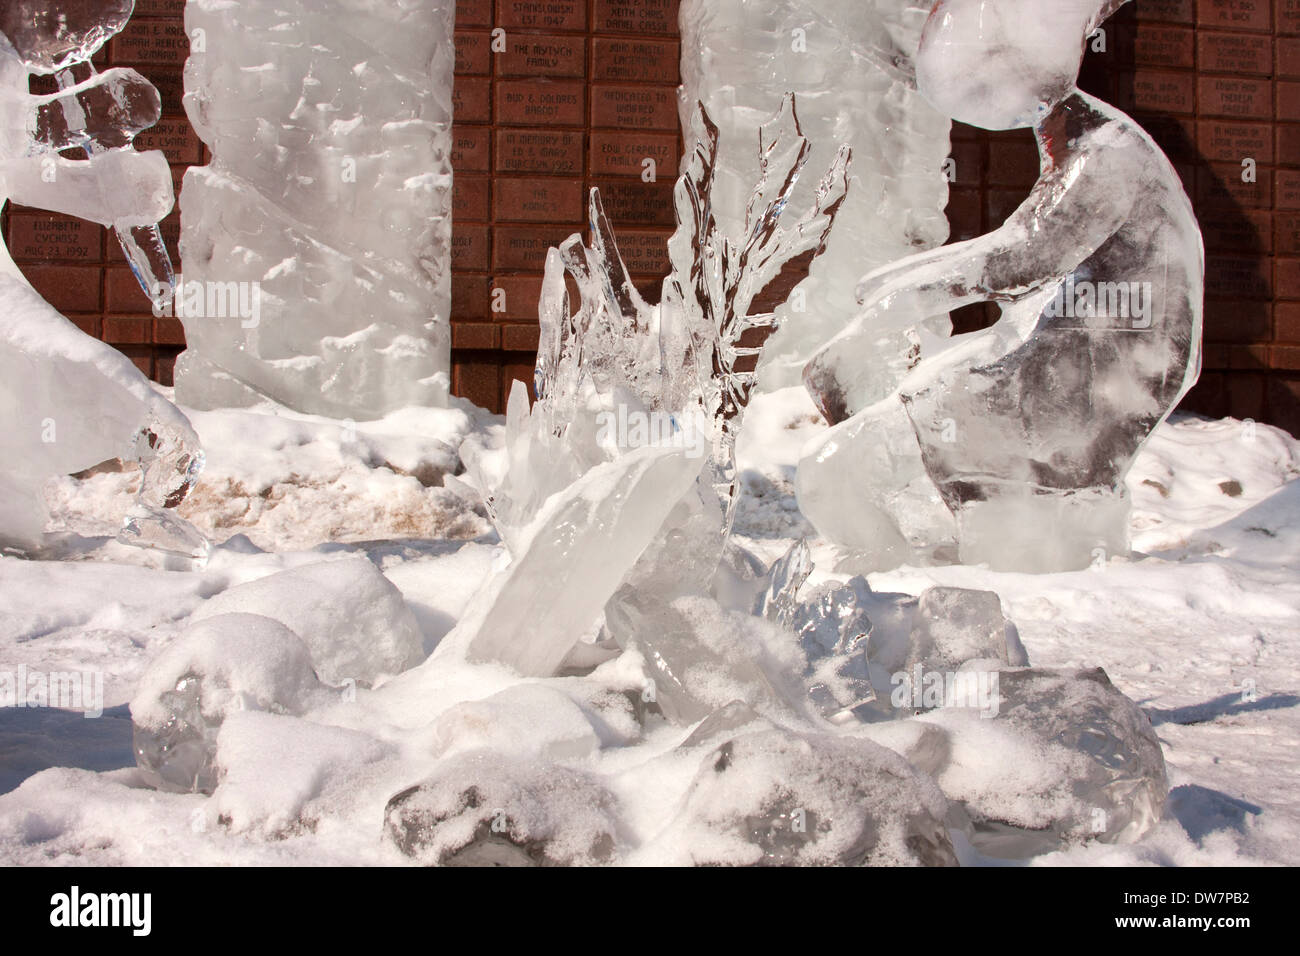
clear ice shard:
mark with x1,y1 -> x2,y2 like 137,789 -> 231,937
174,0 -> 455,419
924,667 -> 1169,854
452,99 -> 849,681
1,1 -> 205,557
800,0 -> 1202,573
678,0 -> 952,392
659,729 -> 958,866
384,753 -> 621,866
131,613 -> 328,794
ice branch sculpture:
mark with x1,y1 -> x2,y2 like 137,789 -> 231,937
0,1 -> 206,559
174,0 -> 456,419
799,0 -> 1203,573
678,0 -> 951,392
444,97 -> 849,677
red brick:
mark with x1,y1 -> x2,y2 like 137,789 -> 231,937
495,128 -> 584,175
1199,120 -> 1273,163
588,131 -> 678,177
451,126 -> 492,173
592,38 -> 680,83
499,34 -> 586,78
1197,0 -> 1272,31
1136,0 -> 1195,23
491,276 -> 546,320
1197,30 -> 1271,72
594,0 -> 678,36
1274,345 -> 1300,368
502,323 -> 541,351
1204,298 -> 1272,341
451,322 -> 500,350
107,18 -> 189,66
1278,256 -> 1300,296
452,275 -> 491,318
452,354 -> 502,412
494,177 -> 584,222
451,223 -> 491,272
153,317 -> 186,346
1198,161 -> 1272,208
23,265 -> 101,312
1123,71 -> 1195,114
1281,0 -> 1300,34
1198,77 -> 1271,120
1278,301 -> 1300,340
1278,212 -> 1300,255
498,0 -> 587,32
6,214 -> 103,262
455,31 -> 492,75
592,85 -> 677,129
986,135 -> 1039,186
1207,254 -> 1272,298
105,268 -> 155,312
496,80 -> 585,126
1280,37 -> 1300,76
134,117 -> 201,165
1201,208 -> 1272,253
103,316 -> 152,345
493,225 -> 578,271
453,77 -> 492,124
457,0 -> 493,28
453,175 -> 491,221
1132,25 -> 1195,68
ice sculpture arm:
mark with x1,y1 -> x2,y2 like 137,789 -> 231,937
2,149 -> 173,227
854,138 -> 1140,323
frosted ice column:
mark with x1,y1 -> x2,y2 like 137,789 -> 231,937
678,0 -> 952,391
801,0 -> 1202,573
175,0 -> 456,419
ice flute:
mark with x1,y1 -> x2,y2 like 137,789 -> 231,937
799,0 -> 1203,572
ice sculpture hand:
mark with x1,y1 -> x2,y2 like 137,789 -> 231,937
0,2 -> 205,559
799,0 -> 1203,572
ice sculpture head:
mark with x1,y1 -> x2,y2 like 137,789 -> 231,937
0,0 -> 133,71
916,0 -> 1131,130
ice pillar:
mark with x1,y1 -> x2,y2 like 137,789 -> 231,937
175,0 -> 456,419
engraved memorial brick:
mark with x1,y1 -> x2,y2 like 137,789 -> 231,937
496,80 -> 586,125
495,128 -> 584,174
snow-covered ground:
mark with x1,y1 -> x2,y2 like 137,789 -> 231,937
1,387 -> 1297,865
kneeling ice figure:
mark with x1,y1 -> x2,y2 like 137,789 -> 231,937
799,0 -> 1203,572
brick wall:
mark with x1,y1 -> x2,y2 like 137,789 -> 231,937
4,0 -> 1298,435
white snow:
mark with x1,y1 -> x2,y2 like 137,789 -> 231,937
0,386 -> 1298,866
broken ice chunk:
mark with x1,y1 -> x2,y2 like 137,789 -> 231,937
924,667 -> 1169,855
189,557 -> 424,687
130,613 -> 327,794
783,577 -> 878,721
660,729 -> 957,866
906,587 -> 1024,674
384,753 -> 622,866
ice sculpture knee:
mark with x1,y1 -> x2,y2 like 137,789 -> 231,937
0,2 -> 204,556
800,0 -> 1203,573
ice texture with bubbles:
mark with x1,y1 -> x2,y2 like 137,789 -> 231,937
0,0 -> 206,557
678,0 -> 952,392
174,0 -> 455,419
799,0 -> 1202,573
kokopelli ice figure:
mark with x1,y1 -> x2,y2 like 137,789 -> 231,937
799,0 -> 1203,572
0,2 -> 206,559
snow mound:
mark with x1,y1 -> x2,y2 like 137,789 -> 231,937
190,557 -> 423,686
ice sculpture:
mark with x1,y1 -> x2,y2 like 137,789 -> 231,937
678,0 -> 951,391
661,729 -> 958,866
800,0 -> 1203,572
0,1 -> 205,556
445,98 -> 849,679
174,0 -> 455,419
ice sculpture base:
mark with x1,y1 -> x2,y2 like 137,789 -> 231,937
956,488 -> 1131,573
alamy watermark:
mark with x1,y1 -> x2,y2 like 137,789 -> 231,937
595,405 -> 711,459
152,273 -> 261,329
1043,277 -> 1154,330
0,666 -> 103,718
890,666 -> 1001,718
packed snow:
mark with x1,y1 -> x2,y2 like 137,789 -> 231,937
0,384 -> 1297,866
